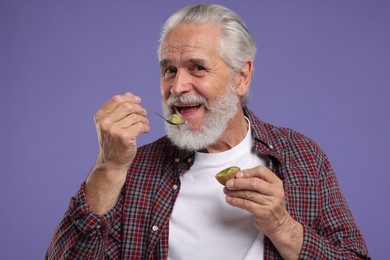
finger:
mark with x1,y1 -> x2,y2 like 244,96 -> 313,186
96,107 -> 149,145
103,92 -> 141,113
225,194 -> 262,214
110,117 -> 150,143
96,100 -> 147,130
237,166 -> 280,184
95,93 -> 142,121
109,102 -> 147,123
225,177 -> 274,196
130,120 -> 151,136
223,187 -> 271,205
119,113 -> 150,129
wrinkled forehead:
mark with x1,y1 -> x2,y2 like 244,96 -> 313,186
159,43 -> 210,66
159,23 -> 223,62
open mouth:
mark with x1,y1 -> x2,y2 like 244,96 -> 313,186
174,103 -> 203,117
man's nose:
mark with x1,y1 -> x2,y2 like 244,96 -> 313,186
170,69 -> 193,96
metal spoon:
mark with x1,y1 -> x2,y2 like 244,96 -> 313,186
146,109 -> 185,125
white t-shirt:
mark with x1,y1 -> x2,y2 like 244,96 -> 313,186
168,120 -> 266,259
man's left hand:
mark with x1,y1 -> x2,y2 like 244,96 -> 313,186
224,165 -> 303,259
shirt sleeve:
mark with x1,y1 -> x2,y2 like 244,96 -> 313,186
46,182 -> 123,259
298,158 -> 370,259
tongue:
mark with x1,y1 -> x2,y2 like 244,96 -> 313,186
178,105 -> 201,117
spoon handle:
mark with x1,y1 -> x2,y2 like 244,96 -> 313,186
146,108 -> 183,125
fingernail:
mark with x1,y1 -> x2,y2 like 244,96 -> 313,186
236,171 -> 244,178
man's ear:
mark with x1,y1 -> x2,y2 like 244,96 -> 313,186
235,60 -> 253,97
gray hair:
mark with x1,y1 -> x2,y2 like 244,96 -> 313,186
158,4 -> 256,105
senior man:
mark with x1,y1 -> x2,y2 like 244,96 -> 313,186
47,4 -> 370,259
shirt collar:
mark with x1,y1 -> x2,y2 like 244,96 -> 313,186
243,106 -> 284,166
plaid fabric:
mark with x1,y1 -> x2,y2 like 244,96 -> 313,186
46,107 -> 370,259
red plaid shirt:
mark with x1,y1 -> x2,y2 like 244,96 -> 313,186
47,107 -> 370,259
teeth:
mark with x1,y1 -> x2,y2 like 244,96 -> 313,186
176,104 -> 201,108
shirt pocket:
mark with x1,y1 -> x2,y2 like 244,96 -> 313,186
285,185 -> 322,228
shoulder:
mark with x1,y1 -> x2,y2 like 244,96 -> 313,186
246,107 -> 331,184
269,122 -> 328,162
247,107 -> 324,159
267,123 -> 323,156
266,123 -> 333,186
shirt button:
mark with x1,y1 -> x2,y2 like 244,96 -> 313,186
269,144 -> 274,149
152,225 -> 159,232
187,158 -> 192,163
174,158 -> 180,163
172,184 -> 178,190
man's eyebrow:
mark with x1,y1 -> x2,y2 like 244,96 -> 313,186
159,59 -> 171,68
188,58 -> 206,66
159,58 -> 206,68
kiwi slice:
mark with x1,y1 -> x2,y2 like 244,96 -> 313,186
169,114 -> 184,124
215,166 -> 241,186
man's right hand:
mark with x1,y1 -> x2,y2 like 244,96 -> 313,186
85,92 -> 150,215
94,92 -> 150,171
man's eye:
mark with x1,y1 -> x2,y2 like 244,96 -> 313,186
194,65 -> 205,71
191,65 -> 206,76
162,67 -> 177,77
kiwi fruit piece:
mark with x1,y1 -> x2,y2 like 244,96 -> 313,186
169,114 -> 184,124
215,166 -> 241,186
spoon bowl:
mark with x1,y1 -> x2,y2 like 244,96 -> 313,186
147,109 -> 185,125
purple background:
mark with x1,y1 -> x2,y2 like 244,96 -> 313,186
1,1 -> 388,259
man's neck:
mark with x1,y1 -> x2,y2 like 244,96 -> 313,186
204,106 -> 248,153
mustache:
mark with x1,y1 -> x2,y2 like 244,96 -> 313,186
166,94 -> 209,109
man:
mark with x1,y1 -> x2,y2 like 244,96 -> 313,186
47,4 -> 370,259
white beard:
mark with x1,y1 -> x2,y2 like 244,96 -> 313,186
162,84 -> 240,151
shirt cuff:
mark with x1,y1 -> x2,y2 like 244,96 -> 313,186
299,224 -> 323,257
67,182 -> 123,237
